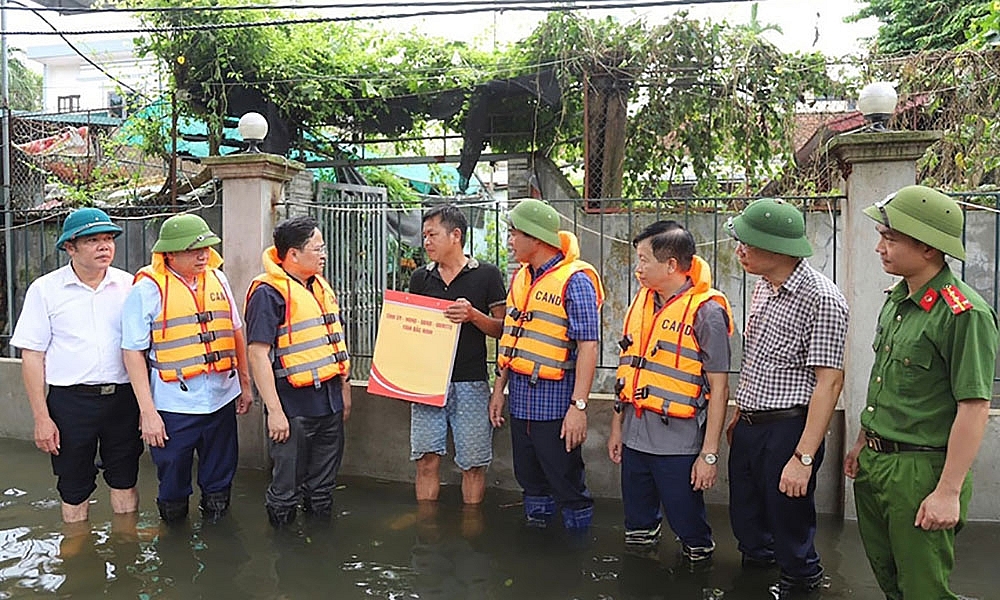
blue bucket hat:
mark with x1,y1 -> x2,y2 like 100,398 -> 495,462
56,207 -> 123,251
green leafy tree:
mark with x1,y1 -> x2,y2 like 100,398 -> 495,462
849,0 -> 992,53
495,11 -> 835,194
966,2 -> 1000,48
9,51 -> 42,111
123,0 -> 492,155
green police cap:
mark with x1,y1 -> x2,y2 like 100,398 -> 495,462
507,198 -> 561,248
726,198 -> 813,258
56,207 -> 123,251
152,214 -> 221,253
862,185 -> 965,260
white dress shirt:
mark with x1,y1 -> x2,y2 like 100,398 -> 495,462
11,264 -> 133,386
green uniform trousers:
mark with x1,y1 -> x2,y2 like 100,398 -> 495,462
853,448 -> 971,600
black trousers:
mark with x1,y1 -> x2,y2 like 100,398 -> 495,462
266,412 -> 345,514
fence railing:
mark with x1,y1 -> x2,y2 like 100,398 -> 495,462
4,191 -> 999,406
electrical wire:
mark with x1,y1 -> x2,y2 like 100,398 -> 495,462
4,0 -> 760,35
6,0 -> 758,14
8,0 -> 147,97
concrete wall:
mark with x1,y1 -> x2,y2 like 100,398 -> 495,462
2,358 -> 995,520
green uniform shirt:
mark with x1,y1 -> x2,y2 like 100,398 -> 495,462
862,265 -> 998,448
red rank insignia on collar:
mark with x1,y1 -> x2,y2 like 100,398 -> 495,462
918,287 -> 938,311
941,284 -> 973,314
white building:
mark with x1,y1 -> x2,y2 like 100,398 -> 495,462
25,37 -> 159,115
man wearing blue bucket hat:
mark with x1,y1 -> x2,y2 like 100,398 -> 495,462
724,199 -> 849,599
11,207 -> 141,523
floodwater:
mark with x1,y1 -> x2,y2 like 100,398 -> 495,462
0,438 -> 995,599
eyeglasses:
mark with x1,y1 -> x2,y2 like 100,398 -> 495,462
303,244 -> 326,254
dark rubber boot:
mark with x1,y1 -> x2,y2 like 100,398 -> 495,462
199,490 -> 231,524
157,498 -> 189,524
266,505 -> 297,528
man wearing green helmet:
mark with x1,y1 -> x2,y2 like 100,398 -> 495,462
725,198 -> 849,599
122,213 -> 252,524
844,185 -> 998,599
488,198 -> 605,532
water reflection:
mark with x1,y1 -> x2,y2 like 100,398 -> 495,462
0,438 -> 996,599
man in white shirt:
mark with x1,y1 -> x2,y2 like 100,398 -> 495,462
11,207 -> 141,523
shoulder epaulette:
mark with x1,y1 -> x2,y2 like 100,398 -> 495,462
941,284 -> 973,315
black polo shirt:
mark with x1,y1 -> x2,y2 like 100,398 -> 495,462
408,257 -> 507,382
245,280 -> 343,419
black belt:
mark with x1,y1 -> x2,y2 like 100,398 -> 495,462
51,383 -> 123,396
739,405 -> 808,425
864,432 -> 945,454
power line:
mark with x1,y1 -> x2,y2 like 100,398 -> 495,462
9,0 -> 147,97
4,0 -> 759,35
5,0 -> 755,14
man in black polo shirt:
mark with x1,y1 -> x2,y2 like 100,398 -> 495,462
245,216 -> 352,527
409,205 -> 507,505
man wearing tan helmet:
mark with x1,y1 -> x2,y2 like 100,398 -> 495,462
844,185 -> 997,599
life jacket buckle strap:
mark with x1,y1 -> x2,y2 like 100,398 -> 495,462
618,334 -> 633,351
628,356 -> 647,369
510,326 -> 526,338
203,350 -> 223,363
614,377 -> 625,395
322,313 -> 338,325
634,386 -> 650,400
613,399 -> 622,414
334,351 -> 349,362
195,311 -> 214,324
198,331 -> 218,343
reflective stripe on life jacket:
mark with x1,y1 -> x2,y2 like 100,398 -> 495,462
497,231 -> 604,383
135,250 -> 237,385
616,256 -> 733,420
247,246 -> 350,389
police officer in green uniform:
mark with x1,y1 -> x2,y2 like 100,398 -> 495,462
844,185 -> 998,600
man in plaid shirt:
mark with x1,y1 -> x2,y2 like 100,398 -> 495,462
725,199 -> 849,599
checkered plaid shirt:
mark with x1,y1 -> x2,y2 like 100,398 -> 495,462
735,260 -> 849,411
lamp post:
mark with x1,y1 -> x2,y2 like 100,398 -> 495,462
237,112 -> 268,153
857,82 -> 898,132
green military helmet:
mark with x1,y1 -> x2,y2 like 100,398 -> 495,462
152,214 -> 221,253
726,198 -> 813,258
863,185 -> 965,260
507,198 -> 561,248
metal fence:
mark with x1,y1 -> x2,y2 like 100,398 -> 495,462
1,199 -> 222,354
4,190 -> 1000,406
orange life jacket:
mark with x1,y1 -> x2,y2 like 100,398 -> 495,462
616,256 -> 733,419
135,249 -> 237,385
498,231 -> 604,383
247,246 -> 350,389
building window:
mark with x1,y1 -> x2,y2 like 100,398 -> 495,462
108,91 -> 125,118
57,95 -> 80,112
